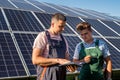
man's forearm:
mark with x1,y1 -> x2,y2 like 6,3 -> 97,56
39,62 -> 58,66
73,59 -> 84,63
107,59 -> 112,78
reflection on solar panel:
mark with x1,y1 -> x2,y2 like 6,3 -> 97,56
0,32 -> 26,77
4,9 -> 44,32
46,3 -> 81,17
35,12 -> 75,34
29,2 -> 60,14
10,0 -> 41,12
0,10 -> 8,30
83,18 -> 119,37
71,8 -> 99,19
14,33 -> 37,75
0,0 -> 15,8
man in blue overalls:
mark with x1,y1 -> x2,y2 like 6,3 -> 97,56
73,22 -> 112,80
32,13 -> 75,80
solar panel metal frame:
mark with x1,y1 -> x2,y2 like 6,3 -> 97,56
0,32 -> 27,78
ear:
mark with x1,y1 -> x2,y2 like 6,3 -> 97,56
51,22 -> 55,27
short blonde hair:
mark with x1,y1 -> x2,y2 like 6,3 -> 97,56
76,22 -> 92,32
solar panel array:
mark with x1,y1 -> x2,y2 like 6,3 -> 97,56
0,0 -> 120,79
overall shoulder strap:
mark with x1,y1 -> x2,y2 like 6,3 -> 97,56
95,39 -> 99,47
45,31 -> 53,47
60,34 -> 63,40
81,42 -> 84,50
79,42 -> 85,60
60,34 -> 65,43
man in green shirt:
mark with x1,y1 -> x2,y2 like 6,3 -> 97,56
73,22 -> 112,80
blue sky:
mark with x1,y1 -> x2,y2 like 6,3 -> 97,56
36,0 -> 120,17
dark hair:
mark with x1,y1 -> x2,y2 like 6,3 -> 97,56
76,22 -> 92,31
52,13 -> 66,21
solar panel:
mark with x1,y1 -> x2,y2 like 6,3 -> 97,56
0,9 -> 8,30
105,43 -> 120,69
66,17 -> 99,36
96,38 -> 120,69
101,20 -> 120,34
0,32 -> 26,78
45,3 -> 81,17
28,0 -> 41,5
4,9 -> 44,32
116,21 -> 120,25
83,18 -> 119,37
29,1 -> 60,14
70,8 -> 98,19
66,16 -> 81,30
11,0 -> 27,2
0,0 -> 15,8
62,6 -> 89,18
10,0 -> 42,12
106,38 -> 120,50
35,12 -> 75,34
0,0 -> 120,79
84,9 -> 113,20
14,33 -> 37,75
65,36 -> 81,60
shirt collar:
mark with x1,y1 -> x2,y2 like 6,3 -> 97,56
83,38 -> 96,45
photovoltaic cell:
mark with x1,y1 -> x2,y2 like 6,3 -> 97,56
0,32 -> 26,78
29,1 -> 60,14
65,36 -> 81,60
0,9 -> 8,30
46,3 -> 81,17
10,0 -> 42,12
101,20 -> 120,34
14,33 -> 37,75
106,44 -> 120,69
71,8 -> 98,19
106,38 -> 120,50
0,0 -> 15,8
83,18 -> 119,37
35,13 -> 51,29
28,0 -> 40,5
66,17 -> 99,36
4,9 -> 44,32
116,21 -> 120,25
66,16 -> 82,30
35,12 -> 75,34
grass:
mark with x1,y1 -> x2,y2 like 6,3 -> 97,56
1,70 -> 120,80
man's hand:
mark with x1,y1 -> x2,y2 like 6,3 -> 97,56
84,55 -> 91,63
66,65 -> 77,72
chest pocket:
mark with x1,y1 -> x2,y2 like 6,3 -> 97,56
85,47 -> 103,65
79,40 -> 104,71
45,31 -> 66,58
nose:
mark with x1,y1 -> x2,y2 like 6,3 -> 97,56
81,34 -> 86,39
62,27 -> 64,31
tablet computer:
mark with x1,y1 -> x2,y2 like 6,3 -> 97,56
59,62 -> 83,67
